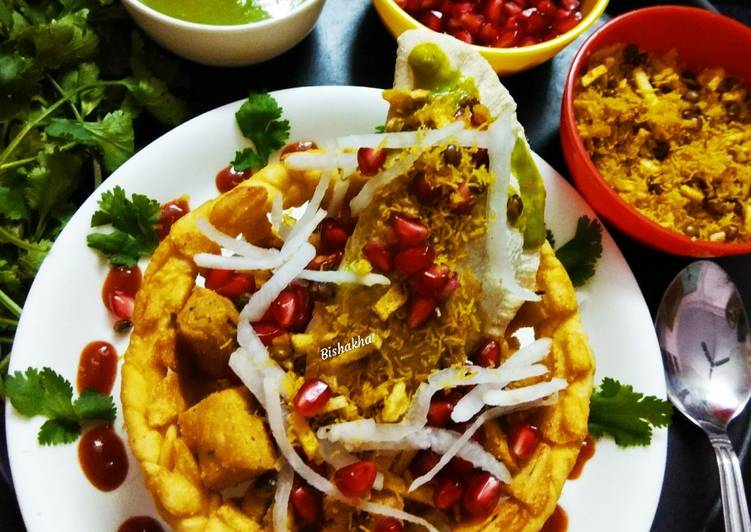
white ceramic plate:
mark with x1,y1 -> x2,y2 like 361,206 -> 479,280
6,86 -> 668,532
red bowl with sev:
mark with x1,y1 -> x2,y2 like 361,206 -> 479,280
561,6 -> 751,257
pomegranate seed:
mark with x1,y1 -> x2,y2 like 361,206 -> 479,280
406,296 -> 438,329
421,0 -> 439,8
293,378 -> 332,416
496,28 -> 518,47
419,10 -> 443,32
391,212 -> 429,247
450,29 -> 474,44
428,399 -> 455,427
448,456 -> 475,478
519,36 -> 540,46
451,2 -> 474,16
215,274 -> 255,299
560,0 -> 580,9
479,22 -> 501,46
334,460 -> 378,498
450,183 -> 476,214
433,474 -> 465,509
204,269 -> 233,290
394,245 -> 435,275
108,291 -> 134,320
460,13 -> 485,35
270,289 -> 298,328
291,482 -> 322,526
512,0 -> 528,7
320,218 -> 350,251
290,284 -> 313,331
535,0 -> 556,17
438,272 -> 460,299
484,0 -> 504,23
280,140 -> 318,160
411,451 -> 440,476
553,11 -> 581,34
462,471 -> 502,518
409,264 -> 449,297
521,7 -> 545,34
511,423 -> 540,460
373,516 -> 404,532
473,339 -> 501,367
503,1 -> 522,16
253,322 -> 284,345
358,147 -> 387,175
411,173 -> 441,204
363,240 -> 394,272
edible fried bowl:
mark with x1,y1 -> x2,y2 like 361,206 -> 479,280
122,30 -> 595,532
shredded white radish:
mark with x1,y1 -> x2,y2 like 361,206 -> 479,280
284,151 -> 358,174
327,177 -> 350,217
336,121 -> 467,150
270,194 -> 283,234
501,337 -> 552,368
193,252 -> 287,271
349,150 -> 422,215
482,378 -> 567,406
296,270 -> 391,286
273,462 -> 294,532
228,348 -> 268,408
241,242 -> 316,322
196,217 -> 280,259
409,390 -> 563,492
277,208 -> 327,260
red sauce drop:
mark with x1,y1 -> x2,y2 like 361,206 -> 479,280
568,435 -> 596,480
541,505 -> 568,532
119,516 -> 164,532
103,265 -> 142,308
77,341 -> 118,395
155,198 -> 190,240
78,424 -> 128,491
280,140 -> 318,159
216,165 -> 253,193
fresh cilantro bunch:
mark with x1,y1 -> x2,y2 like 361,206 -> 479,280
232,92 -> 290,172
4,367 -> 116,445
589,377 -> 673,447
0,0 -> 187,375
87,186 -> 160,266
552,215 -> 603,287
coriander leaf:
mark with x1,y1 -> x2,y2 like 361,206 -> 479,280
232,148 -> 265,173
60,61 -> 103,117
122,76 -> 186,127
589,377 -> 672,447
0,186 -> 30,221
374,124 -> 385,133
0,51 -> 41,120
46,109 -> 134,172
5,367 -> 116,446
4,367 -> 45,417
555,216 -> 602,287
73,389 -> 116,422
18,10 -> 98,69
87,186 -> 160,266
38,418 -> 80,446
232,92 -> 290,172
23,150 -> 84,225
17,240 -> 51,279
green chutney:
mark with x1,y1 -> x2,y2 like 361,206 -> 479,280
140,0 -> 271,25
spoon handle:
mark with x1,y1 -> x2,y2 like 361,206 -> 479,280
710,434 -> 751,532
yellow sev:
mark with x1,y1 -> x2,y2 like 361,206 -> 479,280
574,43 -> 751,243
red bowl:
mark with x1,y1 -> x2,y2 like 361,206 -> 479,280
561,6 -> 751,257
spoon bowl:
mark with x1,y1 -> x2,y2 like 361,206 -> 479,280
656,260 -> 751,532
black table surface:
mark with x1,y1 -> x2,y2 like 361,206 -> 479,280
2,0 -> 750,530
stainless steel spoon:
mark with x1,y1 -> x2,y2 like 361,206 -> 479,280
656,260 -> 751,532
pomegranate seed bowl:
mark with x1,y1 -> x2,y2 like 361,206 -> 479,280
373,0 -> 609,75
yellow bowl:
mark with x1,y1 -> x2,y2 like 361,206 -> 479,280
372,0 -> 609,75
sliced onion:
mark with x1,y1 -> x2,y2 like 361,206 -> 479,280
409,389 -> 563,492
296,270 -> 391,287
482,378 -> 567,406
336,121 -> 467,150
196,217 -> 280,260
273,462 -> 294,532
284,151 -> 358,175
240,242 -> 316,323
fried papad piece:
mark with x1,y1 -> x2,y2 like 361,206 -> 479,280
121,163 -> 318,530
